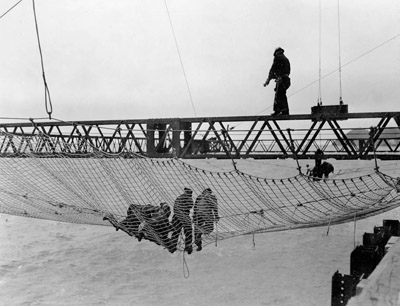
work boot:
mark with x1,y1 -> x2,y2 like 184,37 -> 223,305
185,246 -> 193,255
271,109 -> 289,116
195,241 -> 202,251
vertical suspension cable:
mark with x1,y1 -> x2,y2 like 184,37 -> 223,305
317,0 -> 323,106
163,0 -> 197,117
337,0 -> 343,104
32,0 -> 53,119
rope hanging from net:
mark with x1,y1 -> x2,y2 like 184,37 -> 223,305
0,131 -> 400,254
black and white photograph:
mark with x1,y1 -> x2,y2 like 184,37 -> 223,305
1,1 -> 400,305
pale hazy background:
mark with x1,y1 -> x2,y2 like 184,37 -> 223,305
1,0 -> 399,121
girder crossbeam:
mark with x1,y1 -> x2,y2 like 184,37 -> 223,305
1,111 -> 400,159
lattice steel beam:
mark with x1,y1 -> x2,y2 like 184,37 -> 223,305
1,111 -> 400,159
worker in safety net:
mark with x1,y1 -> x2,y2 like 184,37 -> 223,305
170,187 -> 194,254
193,188 -> 220,252
263,47 -> 291,116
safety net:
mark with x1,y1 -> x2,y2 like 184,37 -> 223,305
1,131 -> 400,253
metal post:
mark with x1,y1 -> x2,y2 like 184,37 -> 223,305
287,128 -> 302,174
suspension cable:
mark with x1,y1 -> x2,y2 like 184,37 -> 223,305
337,0 -> 343,104
317,0 -> 323,106
255,31 -> 400,116
0,0 -> 24,20
163,0 -> 197,117
287,33 -> 400,100
32,0 -> 53,119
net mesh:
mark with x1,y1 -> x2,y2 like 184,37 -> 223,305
1,131 -> 400,253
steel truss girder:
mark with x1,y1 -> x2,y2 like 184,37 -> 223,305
0,112 -> 400,159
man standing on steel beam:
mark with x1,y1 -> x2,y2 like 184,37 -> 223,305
263,47 -> 291,116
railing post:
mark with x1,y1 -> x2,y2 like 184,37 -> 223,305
171,119 -> 191,158
146,120 -> 156,157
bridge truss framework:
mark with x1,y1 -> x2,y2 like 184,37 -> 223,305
1,111 -> 400,160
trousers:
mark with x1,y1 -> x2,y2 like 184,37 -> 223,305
274,76 -> 291,113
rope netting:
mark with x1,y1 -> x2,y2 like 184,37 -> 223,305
1,131 -> 400,253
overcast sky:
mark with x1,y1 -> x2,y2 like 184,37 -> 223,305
1,0 -> 399,122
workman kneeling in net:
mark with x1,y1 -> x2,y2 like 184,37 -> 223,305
115,203 -> 175,251
136,203 -> 172,244
306,149 -> 334,181
118,204 -> 142,237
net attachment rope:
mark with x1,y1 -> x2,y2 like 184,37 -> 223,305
0,131 -> 400,253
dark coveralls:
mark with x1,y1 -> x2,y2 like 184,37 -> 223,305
170,189 -> 194,253
314,149 -> 324,168
193,189 -> 219,251
267,51 -> 291,115
121,204 -> 171,245
140,203 -> 173,249
119,204 -> 143,238
311,149 -> 325,180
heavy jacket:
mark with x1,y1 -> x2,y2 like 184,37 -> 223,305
268,53 -> 291,80
194,192 -> 219,223
173,191 -> 193,225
